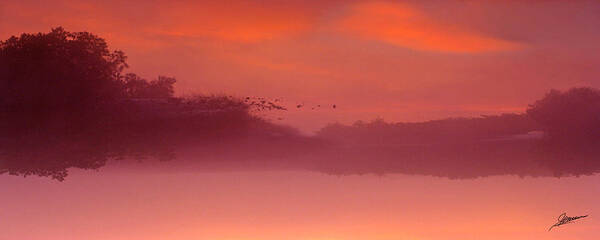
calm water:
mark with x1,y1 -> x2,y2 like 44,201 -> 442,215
1,164 -> 598,240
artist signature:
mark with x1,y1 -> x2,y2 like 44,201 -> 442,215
548,213 -> 588,231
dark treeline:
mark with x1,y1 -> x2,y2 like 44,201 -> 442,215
311,87 -> 600,178
0,28 -> 301,180
317,113 -> 539,145
317,87 -> 600,144
1,28 -> 599,180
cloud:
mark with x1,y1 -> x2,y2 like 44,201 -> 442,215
0,0 -> 320,47
336,2 -> 524,53
148,1 -> 318,43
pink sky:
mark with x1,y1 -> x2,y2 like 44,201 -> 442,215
1,1 -> 599,239
2,0 -> 600,131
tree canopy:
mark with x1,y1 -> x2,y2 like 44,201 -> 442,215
0,27 -> 285,181
123,73 -> 176,98
0,27 -> 127,113
527,87 -> 600,139
0,27 -> 177,116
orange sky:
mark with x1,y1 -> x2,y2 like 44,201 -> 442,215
2,2 -> 600,239
3,0 -> 600,131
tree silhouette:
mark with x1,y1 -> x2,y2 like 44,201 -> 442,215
0,27 -> 127,115
527,87 -> 600,140
123,73 -> 176,98
0,28 -> 181,180
0,27 -> 289,181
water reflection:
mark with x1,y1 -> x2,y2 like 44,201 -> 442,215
2,113 -> 599,180
2,87 -> 599,180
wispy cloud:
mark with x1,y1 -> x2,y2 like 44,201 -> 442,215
150,1 -> 317,43
336,2 -> 524,53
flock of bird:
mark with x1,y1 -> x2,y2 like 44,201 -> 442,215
296,103 -> 336,110
244,96 -> 337,111
243,96 -> 337,120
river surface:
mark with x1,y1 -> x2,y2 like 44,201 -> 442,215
1,164 -> 598,240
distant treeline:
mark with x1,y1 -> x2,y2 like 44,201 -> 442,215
317,87 -> 600,144
317,113 -> 539,145
311,87 -> 600,178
